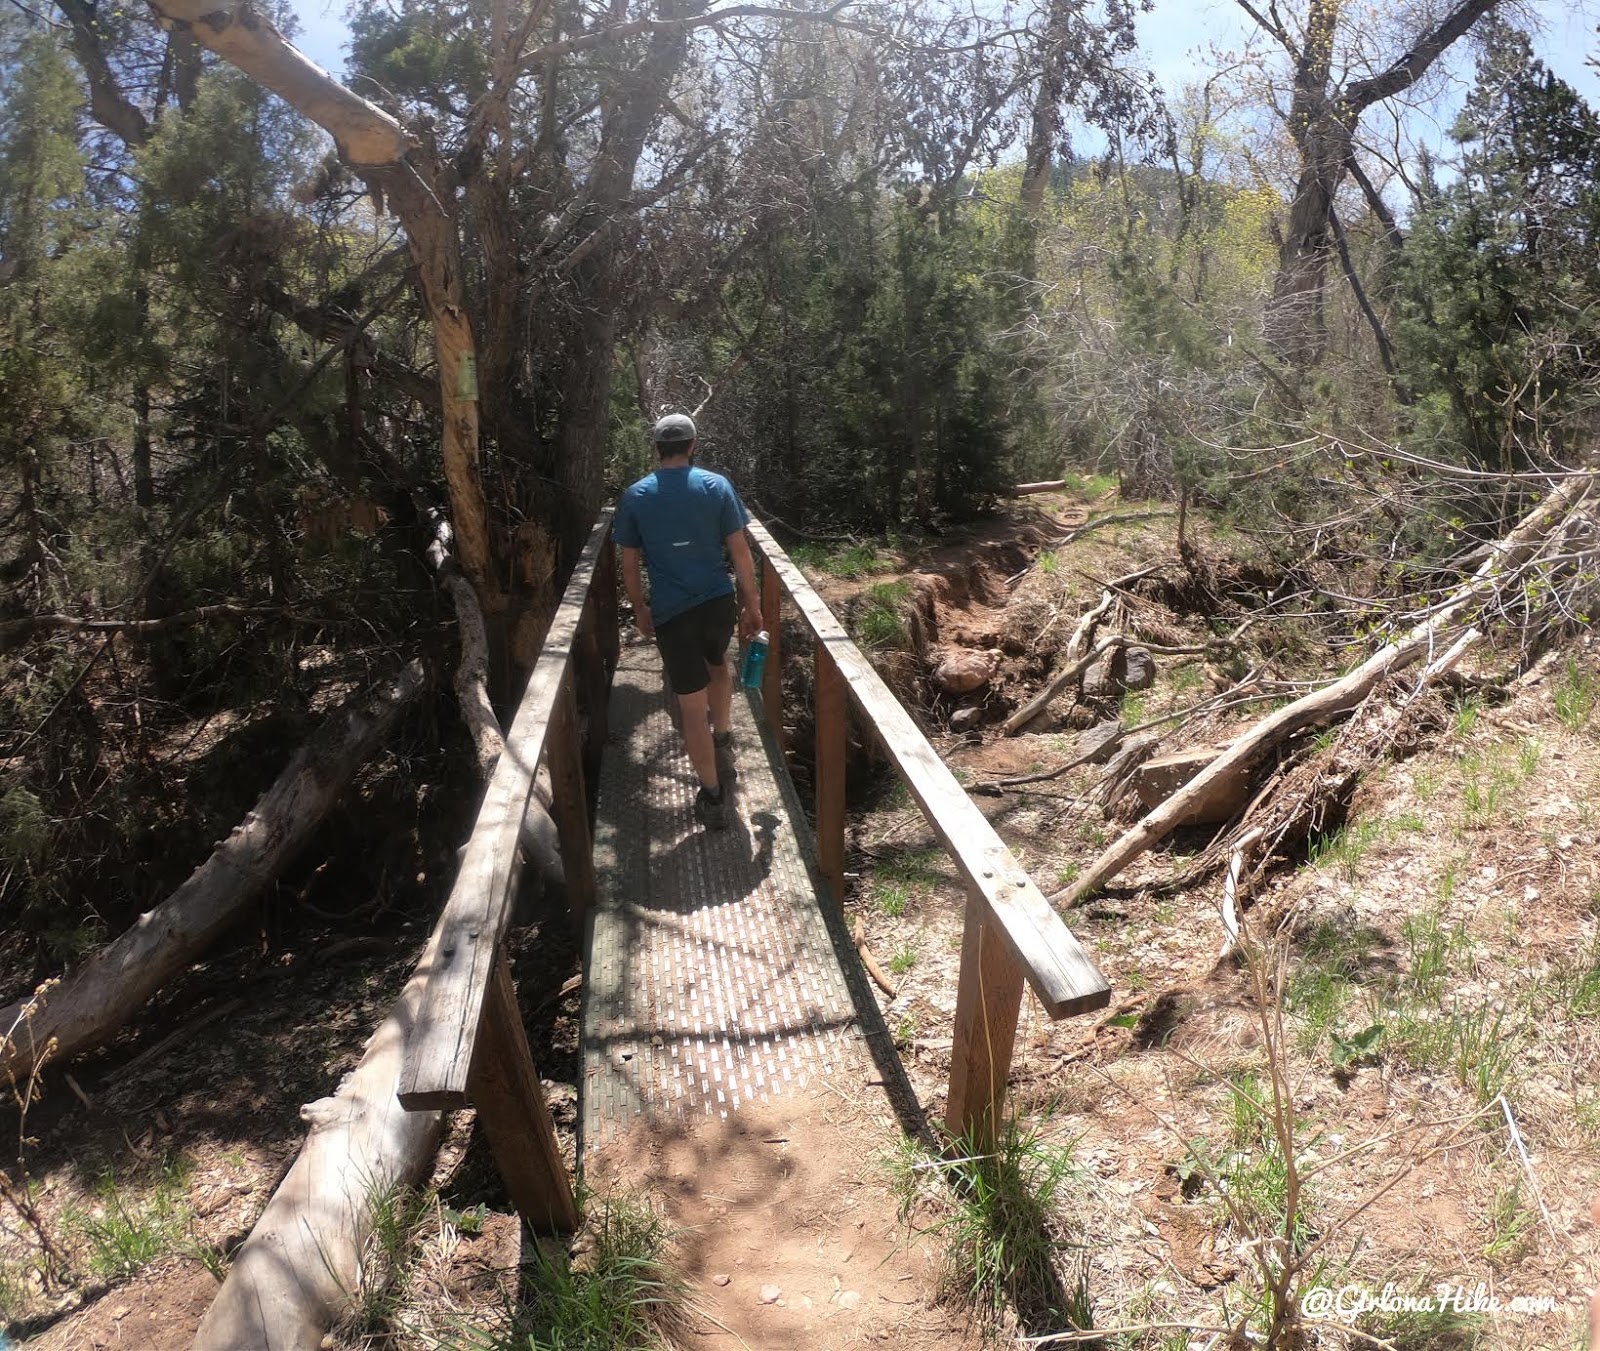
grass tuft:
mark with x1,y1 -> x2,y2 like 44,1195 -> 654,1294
853,580 -> 915,651
456,1194 -> 685,1351
790,541 -> 885,580
891,1119 -> 1088,1329
63,1156 -> 193,1281
1554,658 -> 1598,733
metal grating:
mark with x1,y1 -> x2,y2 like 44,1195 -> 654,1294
581,639 -> 868,1158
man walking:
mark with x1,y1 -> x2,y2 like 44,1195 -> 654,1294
615,413 -> 762,830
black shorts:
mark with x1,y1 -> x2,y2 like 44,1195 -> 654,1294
655,593 -> 737,695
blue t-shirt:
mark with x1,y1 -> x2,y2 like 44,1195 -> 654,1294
614,466 -> 749,624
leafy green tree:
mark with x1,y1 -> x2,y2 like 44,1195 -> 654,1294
0,22 -> 94,609
1395,21 -> 1600,472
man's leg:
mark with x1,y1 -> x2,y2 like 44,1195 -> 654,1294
707,656 -> 733,738
677,686 -> 718,793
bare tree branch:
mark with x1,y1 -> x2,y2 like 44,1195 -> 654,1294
519,0 -> 861,68
1343,0 -> 1500,114
54,0 -> 152,146
1235,0 -> 1299,58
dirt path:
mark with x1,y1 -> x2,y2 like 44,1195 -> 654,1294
586,1090 -> 978,1351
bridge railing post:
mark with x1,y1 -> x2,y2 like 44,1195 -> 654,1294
814,637 -> 847,907
944,886 -> 1026,1146
760,556 -> 785,753
468,949 -> 579,1234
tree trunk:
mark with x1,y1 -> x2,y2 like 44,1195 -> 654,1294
0,663 -> 425,1082
140,0 -> 501,612
1255,0 -> 1500,365
1019,0 -> 1074,215
546,19 -> 697,553
1264,119 -> 1348,365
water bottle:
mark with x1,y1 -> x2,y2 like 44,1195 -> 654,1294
741,630 -> 769,689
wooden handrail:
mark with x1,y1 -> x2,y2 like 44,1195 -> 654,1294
399,509 -> 614,1112
747,518 -> 1110,1138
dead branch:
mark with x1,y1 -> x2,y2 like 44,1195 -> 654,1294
0,663 -> 426,1082
1050,475 -> 1597,907
1002,590 -> 1115,736
852,917 -> 898,999
0,604 -> 291,648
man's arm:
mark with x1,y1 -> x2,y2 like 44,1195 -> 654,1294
621,545 -> 653,639
725,530 -> 762,641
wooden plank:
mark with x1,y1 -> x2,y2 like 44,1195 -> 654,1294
399,510 -> 613,1110
760,557 -> 784,752
468,953 -> 579,1234
576,606 -> 608,785
596,536 -> 620,676
748,519 -> 1108,1019
944,887 -> 1026,1143
548,677 -> 597,923
815,637 -> 847,906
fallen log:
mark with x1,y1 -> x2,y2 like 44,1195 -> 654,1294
1050,474 -> 1596,907
428,510 -> 564,903
1002,593 -> 1118,736
0,661 -> 426,1083
1009,479 -> 1070,496
191,954 -> 445,1351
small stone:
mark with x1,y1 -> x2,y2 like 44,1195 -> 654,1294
1075,720 -> 1123,763
838,1289 -> 862,1310
759,1284 -> 782,1305
950,706 -> 984,732
712,1272 -> 731,1286
1122,645 -> 1156,691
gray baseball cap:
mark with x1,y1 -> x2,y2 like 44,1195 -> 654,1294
652,412 -> 697,446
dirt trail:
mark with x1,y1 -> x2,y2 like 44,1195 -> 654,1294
586,1092 -> 978,1351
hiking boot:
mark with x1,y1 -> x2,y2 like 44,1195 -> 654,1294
713,729 -> 738,781
694,784 -> 728,831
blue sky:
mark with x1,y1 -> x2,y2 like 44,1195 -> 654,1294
1131,0 -> 1598,155
286,0 -> 1598,141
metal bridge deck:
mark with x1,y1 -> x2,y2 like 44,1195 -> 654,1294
579,638 -> 885,1160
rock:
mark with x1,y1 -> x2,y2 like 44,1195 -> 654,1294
838,1289 -> 862,1310
1075,720 -> 1123,764
1132,747 -> 1252,825
931,646 -> 1000,696
950,706 -> 984,732
1122,645 -> 1156,691
759,1284 -> 782,1305
1081,648 -> 1124,699
712,1273 -> 731,1286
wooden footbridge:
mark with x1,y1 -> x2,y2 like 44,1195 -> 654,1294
396,511 -> 1111,1233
